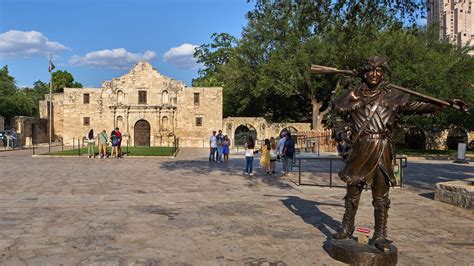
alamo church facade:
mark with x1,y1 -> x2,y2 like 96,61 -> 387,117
39,61 -> 223,147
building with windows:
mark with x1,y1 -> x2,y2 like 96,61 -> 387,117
428,0 -> 474,54
39,61 -> 222,146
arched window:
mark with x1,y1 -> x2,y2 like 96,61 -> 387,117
162,90 -> 169,104
162,116 -> 169,130
117,90 -> 124,104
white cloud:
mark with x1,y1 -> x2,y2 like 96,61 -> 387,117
163,43 -> 200,69
0,30 -> 70,58
69,48 -> 157,69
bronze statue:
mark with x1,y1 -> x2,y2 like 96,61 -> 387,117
311,56 -> 467,252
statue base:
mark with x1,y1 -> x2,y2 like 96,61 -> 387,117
327,239 -> 397,265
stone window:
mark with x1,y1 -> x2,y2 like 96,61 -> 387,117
195,117 -> 202,127
83,117 -> 90,127
138,91 -> 147,104
194,93 -> 200,106
83,93 -> 90,104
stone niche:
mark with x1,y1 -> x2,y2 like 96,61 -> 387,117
435,178 -> 473,209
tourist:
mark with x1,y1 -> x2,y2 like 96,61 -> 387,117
260,138 -> 271,174
115,127 -> 122,158
244,136 -> 256,175
283,132 -> 295,173
86,129 -> 95,158
98,130 -> 108,158
209,130 -> 217,162
216,130 -> 224,163
223,135 -> 230,162
110,130 -> 119,158
269,137 -> 278,174
277,131 -> 287,173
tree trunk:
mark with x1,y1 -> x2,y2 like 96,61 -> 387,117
311,97 -> 331,131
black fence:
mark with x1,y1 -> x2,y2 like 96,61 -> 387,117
292,156 -> 408,188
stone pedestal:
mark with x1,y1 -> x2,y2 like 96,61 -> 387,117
328,239 -> 397,265
435,178 -> 473,209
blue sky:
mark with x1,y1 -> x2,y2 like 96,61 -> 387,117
0,0 -> 253,87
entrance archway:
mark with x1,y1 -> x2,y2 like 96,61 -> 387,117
447,127 -> 468,150
134,120 -> 150,146
234,125 -> 257,146
404,127 -> 426,150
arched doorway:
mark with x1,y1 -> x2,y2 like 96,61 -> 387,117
234,124 -> 257,147
404,127 -> 426,150
134,120 -> 150,146
447,127 -> 468,150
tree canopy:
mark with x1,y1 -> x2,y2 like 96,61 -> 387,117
0,66 -> 83,124
193,0 -> 473,130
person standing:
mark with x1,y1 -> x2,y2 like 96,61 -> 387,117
87,129 -> 95,158
98,130 -> 108,159
269,137 -> 278,174
216,130 -> 224,163
283,132 -> 295,173
209,131 -> 217,162
110,130 -> 119,158
115,127 -> 122,158
244,136 -> 256,175
260,138 -> 271,174
223,135 -> 230,162
277,132 -> 287,173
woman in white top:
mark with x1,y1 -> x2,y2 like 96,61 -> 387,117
245,136 -> 256,175
269,137 -> 278,174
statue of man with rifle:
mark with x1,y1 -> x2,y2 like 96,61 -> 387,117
310,56 -> 467,252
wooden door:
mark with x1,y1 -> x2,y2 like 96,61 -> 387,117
134,120 -> 150,146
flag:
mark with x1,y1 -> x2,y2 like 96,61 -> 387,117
49,60 -> 55,73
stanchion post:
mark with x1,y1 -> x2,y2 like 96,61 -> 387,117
329,158 -> 333,188
73,137 -> 75,149
298,158 -> 301,186
78,138 -> 80,156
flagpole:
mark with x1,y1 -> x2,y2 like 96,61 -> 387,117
49,53 -> 52,153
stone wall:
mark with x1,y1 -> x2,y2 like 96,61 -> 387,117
11,116 -> 48,147
0,115 -> 4,131
435,179 -> 474,209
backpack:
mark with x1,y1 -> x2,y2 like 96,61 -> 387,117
112,136 -> 119,146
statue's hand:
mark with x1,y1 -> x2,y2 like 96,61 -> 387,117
447,99 -> 469,112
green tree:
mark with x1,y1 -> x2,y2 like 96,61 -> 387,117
51,70 -> 83,92
0,65 -> 16,97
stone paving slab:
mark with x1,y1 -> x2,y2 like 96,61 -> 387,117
0,147 -> 472,265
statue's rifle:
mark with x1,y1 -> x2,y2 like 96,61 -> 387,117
310,64 -> 468,112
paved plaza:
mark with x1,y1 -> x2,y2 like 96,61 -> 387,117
0,148 -> 473,265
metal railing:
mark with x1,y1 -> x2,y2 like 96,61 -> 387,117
293,156 -> 408,188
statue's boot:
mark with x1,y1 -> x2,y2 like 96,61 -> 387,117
373,196 -> 391,252
332,195 -> 359,239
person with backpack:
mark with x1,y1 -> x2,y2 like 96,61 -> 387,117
98,130 -> 108,159
283,132 -> 295,173
110,130 -> 119,158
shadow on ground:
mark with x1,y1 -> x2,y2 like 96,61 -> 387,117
279,196 -> 342,238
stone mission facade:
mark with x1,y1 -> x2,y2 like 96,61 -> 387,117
39,61 -> 223,146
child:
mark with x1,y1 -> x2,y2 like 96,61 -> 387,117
223,135 -> 230,162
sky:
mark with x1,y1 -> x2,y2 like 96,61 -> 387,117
0,0 -> 253,87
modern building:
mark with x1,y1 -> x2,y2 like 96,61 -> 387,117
428,0 -> 474,54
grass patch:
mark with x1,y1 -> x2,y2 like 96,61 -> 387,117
396,148 -> 474,156
44,146 -> 176,156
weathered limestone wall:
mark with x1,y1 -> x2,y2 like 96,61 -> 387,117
176,87 -> 223,144
11,116 -> 48,146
